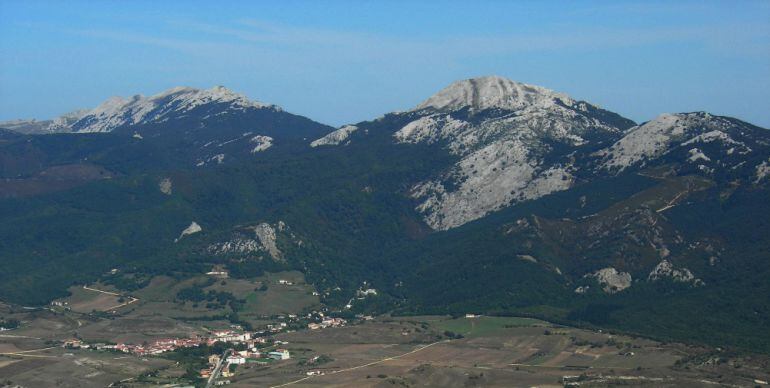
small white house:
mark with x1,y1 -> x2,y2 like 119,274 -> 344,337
226,355 -> 246,365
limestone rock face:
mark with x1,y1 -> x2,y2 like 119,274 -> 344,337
176,221 -> 202,242
586,267 -> 632,294
207,221 -> 296,261
399,76 -> 629,230
648,260 -> 703,286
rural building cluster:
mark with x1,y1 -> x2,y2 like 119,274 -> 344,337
61,328 -> 271,356
307,317 -> 346,330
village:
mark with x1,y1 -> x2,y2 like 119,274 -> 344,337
5,289 -> 770,387
60,325 -> 294,384
22,273 -> 381,385
56,308 -> 354,384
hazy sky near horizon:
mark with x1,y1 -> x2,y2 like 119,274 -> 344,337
1,1 -> 769,127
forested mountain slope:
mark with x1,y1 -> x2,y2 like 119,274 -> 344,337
1,77 -> 768,352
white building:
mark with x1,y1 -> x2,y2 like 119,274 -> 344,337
226,355 -> 246,365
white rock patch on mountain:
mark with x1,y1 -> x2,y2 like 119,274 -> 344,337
159,178 -> 173,195
252,223 -> 281,259
681,129 -> 751,153
586,267 -> 632,294
599,113 -> 743,172
210,238 -> 260,254
755,159 -> 770,183
411,139 -> 573,230
415,75 -> 574,112
72,86 -> 277,133
250,135 -> 273,153
197,154 -> 225,166
648,260 -> 703,285
208,222 -> 293,261
574,285 -> 590,294
4,86 -> 278,134
402,76 -> 622,230
310,125 -> 358,147
687,148 -> 710,163
176,222 -> 202,242
599,114 -> 687,171
394,115 -> 469,150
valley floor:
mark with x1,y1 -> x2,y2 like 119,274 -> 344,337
1,274 -> 768,388
227,316 -> 769,388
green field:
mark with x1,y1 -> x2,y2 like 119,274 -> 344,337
58,285 -> 124,313
236,271 -> 320,320
434,316 -> 543,337
120,271 -> 320,330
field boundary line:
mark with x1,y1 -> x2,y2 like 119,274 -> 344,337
82,285 -> 139,310
0,346 -> 59,358
82,285 -> 121,296
0,334 -> 41,339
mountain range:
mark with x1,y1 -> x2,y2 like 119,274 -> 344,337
1,76 -> 768,352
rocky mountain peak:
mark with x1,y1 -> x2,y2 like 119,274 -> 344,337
70,85 -> 278,133
414,75 -> 574,112
398,78 -> 632,231
1,86 -> 278,134
599,112 -> 763,173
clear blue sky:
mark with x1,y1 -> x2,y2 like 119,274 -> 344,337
1,1 -> 769,127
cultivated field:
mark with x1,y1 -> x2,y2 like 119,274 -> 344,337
0,307 -> 171,387
58,285 -> 127,313
223,316 -> 770,388
235,271 -> 320,318
127,271 -> 319,324
3,276 -> 770,387
0,347 -> 171,387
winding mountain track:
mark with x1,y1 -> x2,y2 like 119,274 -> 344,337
656,191 -> 686,213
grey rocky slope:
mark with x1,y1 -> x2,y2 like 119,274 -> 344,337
313,76 -> 637,229
311,76 -> 769,230
1,86 -> 278,134
597,111 -> 770,183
